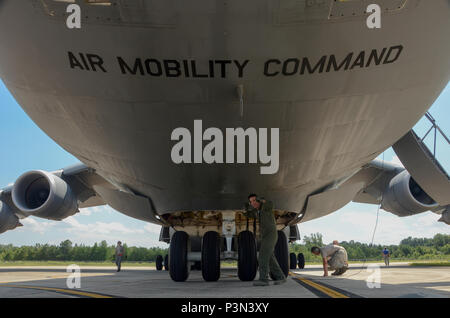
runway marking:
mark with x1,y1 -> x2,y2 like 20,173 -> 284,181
309,279 -> 364,298
289,272 -> 362,298
0,284 -> 117,298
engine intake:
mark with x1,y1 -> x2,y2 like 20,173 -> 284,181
11,170 -> 78,220
381,170 -> 438,216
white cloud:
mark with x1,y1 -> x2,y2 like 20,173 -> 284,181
298,203 -> 449,246
78,205 -> 114,216
388,155 -> 404,167
56,216 -> 166,248
19,217 -> 57,235
413,212 -> 442,227
143,223 -> 161,235
63,216 -> 145,235
78,209 -> 91,216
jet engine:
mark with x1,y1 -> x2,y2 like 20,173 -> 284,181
381,170 -> 438,217
11,170 -> 78,220
0,200 -> 22,233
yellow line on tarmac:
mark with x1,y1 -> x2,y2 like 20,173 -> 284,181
289,272 -> 349,298
0,284 -> 113,298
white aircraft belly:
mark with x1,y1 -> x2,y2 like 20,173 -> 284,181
0,0 -> 449,217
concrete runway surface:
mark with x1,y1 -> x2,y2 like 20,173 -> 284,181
0,263 -> 448,298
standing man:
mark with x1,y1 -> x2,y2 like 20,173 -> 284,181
115,241 -> 124,272
244,194 -> 286,286
382,247 -> 390,266
311,243 -> 349,276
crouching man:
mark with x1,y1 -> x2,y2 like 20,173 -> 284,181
311,243 -> 348,276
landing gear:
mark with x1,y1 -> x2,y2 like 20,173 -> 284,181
156,255 -> 163,271
297,253 -> 305,269
290,253 -> 297,269
169,231 -> 190,282
237,230 -> 257,281
164,255 -> 169,271
201,231 -> 221,281
272,230 -> 289,278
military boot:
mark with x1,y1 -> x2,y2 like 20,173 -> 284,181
339,266 -> 348,275
331,269 -> 341,276
273,278 -> 287,285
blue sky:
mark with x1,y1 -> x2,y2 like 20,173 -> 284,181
0,80 -> 449,248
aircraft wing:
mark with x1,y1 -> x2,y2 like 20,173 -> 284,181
352,159 -> 403,205
298,157 -> 449,224
0,162 -> 167,234
353,159 -> 450,223
0,163 -> 107,233
297,159 -> 401,223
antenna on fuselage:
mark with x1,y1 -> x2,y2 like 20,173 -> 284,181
237,84 -> 244,118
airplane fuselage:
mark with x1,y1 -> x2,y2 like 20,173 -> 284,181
0,0 -> 449,224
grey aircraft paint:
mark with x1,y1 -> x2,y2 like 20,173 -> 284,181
0,0 -> 449,226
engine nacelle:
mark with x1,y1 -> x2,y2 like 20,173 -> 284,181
11,170 -> 78,220
381,170 -> 438,216
0,201 -> 22,233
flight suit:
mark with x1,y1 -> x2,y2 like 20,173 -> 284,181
244,200 -> 285,283
320,244 -> 348,275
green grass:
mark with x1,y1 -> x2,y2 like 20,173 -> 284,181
409,261 -> 450,267
306,258 -> 450,264
0,261 -> 156,267
1,259 -> 448,267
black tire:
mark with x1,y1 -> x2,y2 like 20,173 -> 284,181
201,231 -> 221,281
297,253 -> 305,269
169,231 -> 190,282
156,255 -> 163,271
237,230 -> 257,281
164,255 -> 169,271
271,230 -> 289,278
290,253 -> 297,269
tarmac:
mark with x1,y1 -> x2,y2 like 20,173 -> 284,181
0,262 -> 448,298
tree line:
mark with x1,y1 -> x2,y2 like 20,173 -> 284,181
0,240 -> 167,262
0,233 -> 448,262
290,233 -> 450,262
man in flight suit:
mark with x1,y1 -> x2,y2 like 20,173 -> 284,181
244,194 -> 286,286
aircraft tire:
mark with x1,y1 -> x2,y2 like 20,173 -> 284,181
290,252 -> 297,269
271,230 -> 289,278
237,230 -> 257,281
201,231 -> 221,281
297,253 -> 305,269
156,254 -> 163,271
169,231 -> 190,282
164,254 -> 169,271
